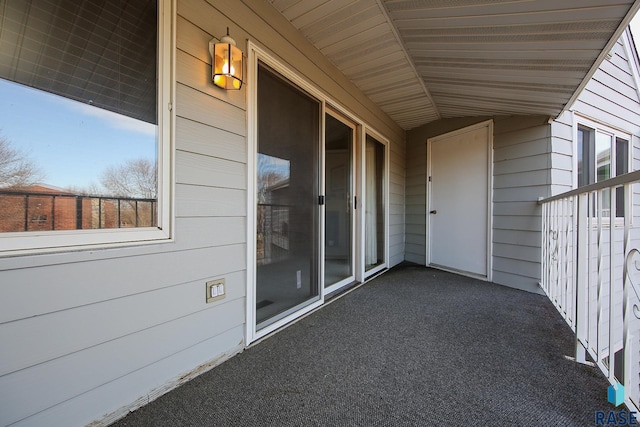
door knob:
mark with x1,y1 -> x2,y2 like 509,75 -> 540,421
430,210 -> 437,214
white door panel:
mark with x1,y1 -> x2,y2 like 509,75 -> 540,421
429,123 -> 490,278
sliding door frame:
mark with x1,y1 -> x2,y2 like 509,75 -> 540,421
360,128 -> 390,280
246,41 -> 390,344
247,43 -> 326,343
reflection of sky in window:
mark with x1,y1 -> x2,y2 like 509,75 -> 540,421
595,132 -> 612,185
0,79 -> 156,190
258,154 -> 290,184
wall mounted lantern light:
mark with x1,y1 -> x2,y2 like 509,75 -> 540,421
209,28 -> 243,90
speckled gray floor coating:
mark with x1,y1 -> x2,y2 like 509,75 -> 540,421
112,263 -> 612,426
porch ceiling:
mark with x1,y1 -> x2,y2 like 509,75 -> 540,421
268,0 -> 640,130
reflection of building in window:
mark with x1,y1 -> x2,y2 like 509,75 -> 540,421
0,185 -> 157,233
257,154 -> 291,265
257,179 -> 290,265
30,215 -> 48,224
270,187 -> 290,251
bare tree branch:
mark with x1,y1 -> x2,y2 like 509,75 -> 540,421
0,135 -> 44,188
100,158 -> 157,199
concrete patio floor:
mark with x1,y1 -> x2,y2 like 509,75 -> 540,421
112,263 -> 613,426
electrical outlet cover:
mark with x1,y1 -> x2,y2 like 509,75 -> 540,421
206,279 -> 226,303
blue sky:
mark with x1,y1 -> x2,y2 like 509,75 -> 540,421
0,79 -> 156,190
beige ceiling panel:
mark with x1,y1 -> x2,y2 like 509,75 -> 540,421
269,0 -> 639,130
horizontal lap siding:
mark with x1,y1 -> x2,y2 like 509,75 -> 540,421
571,37 -> 640,135
493,116 -> 550,293
0,1 -> 405,426
0,5 -> 249,426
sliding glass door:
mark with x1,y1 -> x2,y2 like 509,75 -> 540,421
256,63 -> 321,328
364,134 -> 386,274
250,46 -> 391,339
324,111 -> 355,291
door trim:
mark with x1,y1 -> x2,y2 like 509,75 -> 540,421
246,42 -> 326,344
426,120 -> 493,281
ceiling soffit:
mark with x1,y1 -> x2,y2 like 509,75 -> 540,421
269,0 -> 639,130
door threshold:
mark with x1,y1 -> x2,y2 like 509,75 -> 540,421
428,264 -> 488,281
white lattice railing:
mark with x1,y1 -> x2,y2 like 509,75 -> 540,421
540,170 -> 640,412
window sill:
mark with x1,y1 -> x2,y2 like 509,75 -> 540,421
0,227 -> 172,258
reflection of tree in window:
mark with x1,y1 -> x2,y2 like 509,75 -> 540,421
0,136 -> 44,188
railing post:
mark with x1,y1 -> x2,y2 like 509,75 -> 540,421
23,194 -> 29,231
76,196 -> 83,230
576,192 -> 588,364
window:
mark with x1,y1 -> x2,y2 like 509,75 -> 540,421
577,122 -> 630,216
0,0 -> 172,255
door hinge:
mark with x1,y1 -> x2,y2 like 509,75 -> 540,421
428,176 -> 432,182
319,195 -> 325,205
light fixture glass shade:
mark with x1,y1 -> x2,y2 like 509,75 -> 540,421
213,42 -> 243,90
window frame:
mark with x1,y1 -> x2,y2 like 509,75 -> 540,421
574,115 -> 632,221
0,0 -> 175,257
575,117 -> 631,189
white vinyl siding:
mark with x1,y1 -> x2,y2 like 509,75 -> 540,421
568,34 -> 640,139
492,116 -> 551,293
389,145 -> 407,267
0,1 -> 405,426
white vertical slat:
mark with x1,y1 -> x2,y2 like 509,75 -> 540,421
563,197 -> 571,323
609,184 -> 616,383
542,203 -> 551,296
551,199 -> 559,306
576,193 -> 589,363
588,191 -> 595,353
541,201 -> 548,293
559,198 -> 566,314
623,182 -> 633,396
597,189 -> 605,366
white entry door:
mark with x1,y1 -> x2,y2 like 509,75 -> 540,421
427,121 -> 492,279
